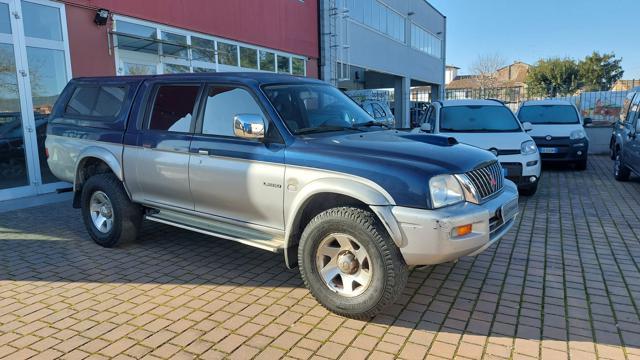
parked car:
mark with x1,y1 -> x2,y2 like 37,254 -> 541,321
517,100 -> 591,170
46,73 -> 519,319
611,90 -> 640,180
360,100 -> 395,126
610,90 -> 639,160
412,99 -> 541,195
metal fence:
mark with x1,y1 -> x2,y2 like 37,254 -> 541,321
445,82 -> 640,126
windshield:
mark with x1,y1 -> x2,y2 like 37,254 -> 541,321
263,84 -> 375,134
518,105 -> 580,124
439,105 -> 522,133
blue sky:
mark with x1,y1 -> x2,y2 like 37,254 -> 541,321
428,0 -> 640,79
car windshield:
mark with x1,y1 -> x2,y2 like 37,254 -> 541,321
439,105 -> 522,133
518,105 -> 580,124
263,84 -> 375,134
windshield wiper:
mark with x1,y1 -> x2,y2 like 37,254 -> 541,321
295,126 -> 364,135
354,121 -> 391,129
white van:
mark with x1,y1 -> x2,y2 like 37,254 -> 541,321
517,100 -> 590,170
414,99 -> 542,195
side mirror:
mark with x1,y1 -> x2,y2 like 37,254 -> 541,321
420,123 -> 431,132
233,114 -> 265,140
583,117 -> 593,125
522,122 -> 533,132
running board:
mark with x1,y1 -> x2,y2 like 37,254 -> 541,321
144,210 -> 285,253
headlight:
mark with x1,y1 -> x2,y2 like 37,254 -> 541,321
570,129 -> 586,140
429,175 -> 465,209
521,140 -> 537,155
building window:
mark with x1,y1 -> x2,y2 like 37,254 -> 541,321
240,47 -> 258,69
160,31 -> 188,59
259,50 -> 275,72
217,42 -> 238,66
410,24 -> 442,59
344,0 -> 405,43
113,17 -> 307,76
292,58 -> 305,76
277,55 -> 291,74
191,36 -> 215,63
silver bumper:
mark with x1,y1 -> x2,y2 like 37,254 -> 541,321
390,181 -> 519,266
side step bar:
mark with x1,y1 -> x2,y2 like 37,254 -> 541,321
145,211 -> 285,253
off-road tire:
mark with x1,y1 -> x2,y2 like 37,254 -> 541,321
81,173 -> 142,247
298,207 -> 408,319
614,153 -> 631,181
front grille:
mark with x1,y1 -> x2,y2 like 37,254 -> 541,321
465,161 -> 504,200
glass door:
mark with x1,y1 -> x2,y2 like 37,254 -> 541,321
0,0 -> 72,201
0,0 -> 37,200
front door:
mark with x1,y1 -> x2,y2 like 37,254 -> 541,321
189,85 -> 285,230
0,0 -> 72,201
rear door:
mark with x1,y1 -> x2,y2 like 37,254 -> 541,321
188,84 -> 285,230
127,81 -> 202,210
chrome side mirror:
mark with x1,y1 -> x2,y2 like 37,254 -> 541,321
522,122 -> 533,132
233,114 -> 265,139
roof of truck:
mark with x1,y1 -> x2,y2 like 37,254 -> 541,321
71,72 -> 326,86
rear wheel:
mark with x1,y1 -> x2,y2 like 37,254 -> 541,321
81,173 -> 142,247
298,207 -> 408,319
614,153 -> 631,181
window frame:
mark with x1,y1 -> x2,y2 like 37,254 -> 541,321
63,84 -> 130,122
194,83 -> 283,143
144,82 -> 204,134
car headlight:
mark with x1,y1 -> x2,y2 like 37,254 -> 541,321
429,174 -> 465,209
570,129 -> 587,140
521,140 -> 537,155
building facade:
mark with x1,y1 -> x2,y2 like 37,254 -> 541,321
446,61 -> 530,104
319,0 -> 446,127
0,0 -> 318,201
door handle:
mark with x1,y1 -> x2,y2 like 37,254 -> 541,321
197,149 -> 210,155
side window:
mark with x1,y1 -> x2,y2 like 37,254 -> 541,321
372,103 -> 386,118
362,103 -> 374,117
148,85 -> 200,132
65,85 -> 127,119
621,94 -> 634,124
201,86 -> 265,137
629,95 -> 640,129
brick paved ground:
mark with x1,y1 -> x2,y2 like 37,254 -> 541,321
1,155 -> 640,359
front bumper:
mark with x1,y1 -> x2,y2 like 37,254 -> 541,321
533,136 -> 589,162
497,153 -> 541,188
390,181 -> 519,266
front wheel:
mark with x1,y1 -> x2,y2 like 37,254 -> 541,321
614,153 -> 631,181
81,173 -> 142,247
298,207 -> 408,319
519,182 -> 538,196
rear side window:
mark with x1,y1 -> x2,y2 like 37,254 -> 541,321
148,85 -> 200,132
65,85 -> 127,119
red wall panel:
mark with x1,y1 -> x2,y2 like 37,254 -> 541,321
64,0 -> 318,58
66,5 -> 116,77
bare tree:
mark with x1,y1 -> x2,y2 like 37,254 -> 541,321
470,53 -> 506,96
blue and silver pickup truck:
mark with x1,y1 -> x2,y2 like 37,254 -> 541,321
45,73 -> 518,319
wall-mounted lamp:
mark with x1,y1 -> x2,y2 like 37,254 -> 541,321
94,8 -> 110,26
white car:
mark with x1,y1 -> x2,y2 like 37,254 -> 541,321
414,99 -> 542,195
517,100 -> 590,170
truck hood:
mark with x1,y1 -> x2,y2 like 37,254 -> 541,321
439,131 -> 532,151
285,130 -> 497,209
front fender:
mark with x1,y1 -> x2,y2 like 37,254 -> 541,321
283,176 -> 404,251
